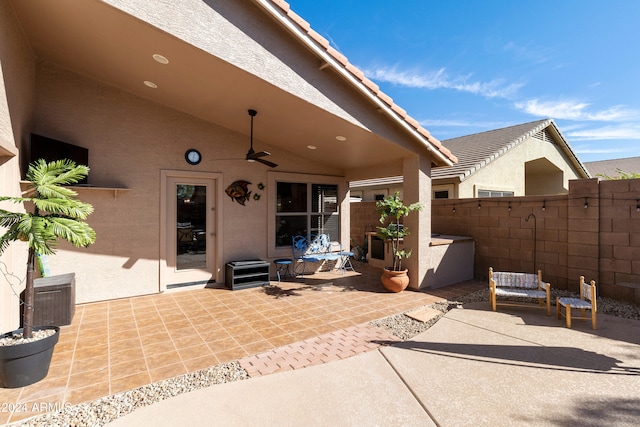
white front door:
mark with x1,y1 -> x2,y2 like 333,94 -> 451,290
160,171 -> 223,290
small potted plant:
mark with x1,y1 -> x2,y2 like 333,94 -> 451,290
0,159 -> 96,388
376,191 -> 422,292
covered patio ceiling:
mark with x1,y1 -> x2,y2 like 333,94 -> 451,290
9,0 -> 428,173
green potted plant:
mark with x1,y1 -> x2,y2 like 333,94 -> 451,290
376,191 -> 423,292
0,159 -> 96,388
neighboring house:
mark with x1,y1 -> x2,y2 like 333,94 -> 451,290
350,119 -> 590,200
0,0 -> 457,331
584,156 -> 640,179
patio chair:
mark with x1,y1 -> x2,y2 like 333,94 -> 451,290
556,276 -> 597,329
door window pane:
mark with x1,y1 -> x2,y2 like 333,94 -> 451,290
176,184 -> 206,270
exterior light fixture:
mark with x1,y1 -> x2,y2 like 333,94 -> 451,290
584,198 -> 588,209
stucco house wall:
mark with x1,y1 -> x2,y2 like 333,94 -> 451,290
457,136 -> 585,198
0,1 -> 36,334
32,61 -> 343,305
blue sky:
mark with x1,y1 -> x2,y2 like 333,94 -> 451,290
286,0 -> 640,163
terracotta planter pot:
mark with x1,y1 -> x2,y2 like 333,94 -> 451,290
381,268 -> 409,292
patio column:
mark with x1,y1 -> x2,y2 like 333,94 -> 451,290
402,154 -> 432,290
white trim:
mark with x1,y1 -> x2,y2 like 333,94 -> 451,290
159,170 -> 224,291
267,171 -> 347,259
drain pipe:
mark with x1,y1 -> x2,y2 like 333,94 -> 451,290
525,213 -> 537,273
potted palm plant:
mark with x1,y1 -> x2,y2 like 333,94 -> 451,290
376,191 -> 423,292
0,159 -> 96,388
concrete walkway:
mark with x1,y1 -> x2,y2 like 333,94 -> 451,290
109,303 -> 640,426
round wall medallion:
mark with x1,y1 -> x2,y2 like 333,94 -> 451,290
185,149 -> 201,165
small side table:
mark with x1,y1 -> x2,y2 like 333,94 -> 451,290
273,258 -> 293,283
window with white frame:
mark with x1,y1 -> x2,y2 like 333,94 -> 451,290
477,189 -> 514,198
275,182 -> 339,247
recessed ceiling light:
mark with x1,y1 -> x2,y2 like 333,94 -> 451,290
152,54 -> 169,64
144,80 -> 158,88
307,145 -> 317,150
335,136 -> 347,141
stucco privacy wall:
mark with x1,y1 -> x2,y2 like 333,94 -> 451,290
456,136 -> 584,198
0,1 -> 36,333
32,61 -> 342,304
430,178 -> 640,304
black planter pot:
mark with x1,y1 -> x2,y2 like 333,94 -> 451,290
0,326 -> 60,388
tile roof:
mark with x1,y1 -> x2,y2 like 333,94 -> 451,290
431,118 -> 590,181
584,156 -> 640,178
258,0 -> 457,167
350,118 -> 590,188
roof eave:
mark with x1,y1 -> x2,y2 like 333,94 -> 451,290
254,0 -> 456,168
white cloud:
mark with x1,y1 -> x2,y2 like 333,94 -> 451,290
567,124 -> 640,141
515,99 -> 640,122
362,66 -> 523,99
574,147 -> 628,154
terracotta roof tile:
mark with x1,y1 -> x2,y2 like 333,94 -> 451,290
286,10 -> 311,32
326,46 -> 348,66
361,77 -> 380,94
377,91 -> 393,106
307,28 -> 330,49
345,63 -> 364,80
390,103 -> 407,118
405,116 -> 420,129
271,0 -> 290,12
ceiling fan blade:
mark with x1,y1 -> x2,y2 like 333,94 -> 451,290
247,150 -> 270,160
256,158 -> 278,168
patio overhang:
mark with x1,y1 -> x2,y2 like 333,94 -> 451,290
9,0 -> 452,174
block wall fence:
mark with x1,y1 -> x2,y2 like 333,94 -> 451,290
350,178 -> 640,304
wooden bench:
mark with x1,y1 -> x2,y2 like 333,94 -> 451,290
489,267 -> 551,315
292,234 -> 352,278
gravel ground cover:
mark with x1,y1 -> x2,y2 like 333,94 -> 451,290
13,289 -> 640,426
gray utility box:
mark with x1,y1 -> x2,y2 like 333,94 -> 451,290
21,273 -> 76,326
225,260 -> 270,290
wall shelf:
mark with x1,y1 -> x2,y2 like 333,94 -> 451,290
20,181 -> 129,199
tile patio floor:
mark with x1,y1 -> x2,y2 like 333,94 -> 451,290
0,264 -> 483,425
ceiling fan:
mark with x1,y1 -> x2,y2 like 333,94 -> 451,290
246,109 -> 277,168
